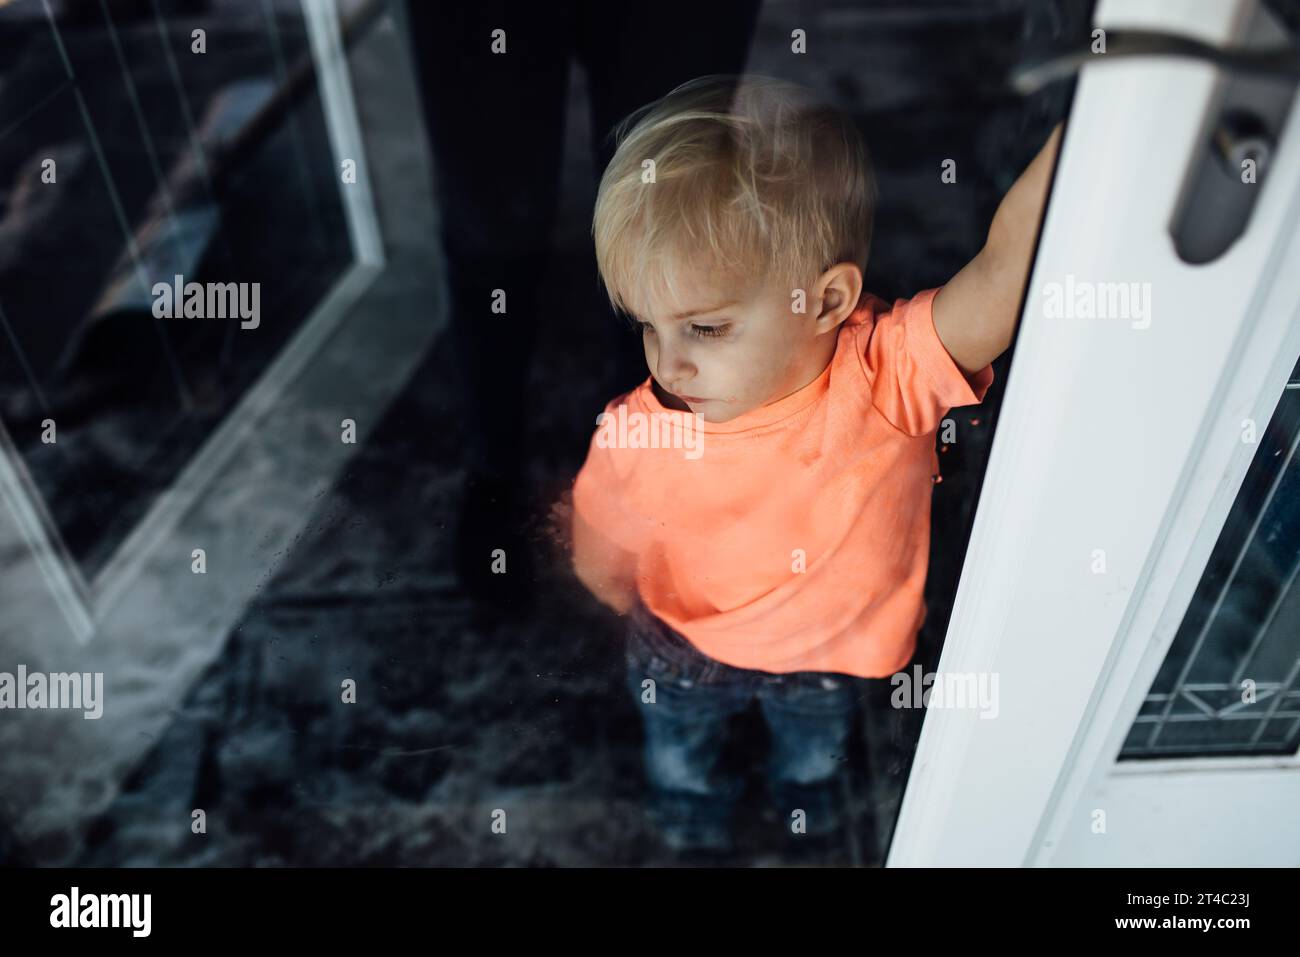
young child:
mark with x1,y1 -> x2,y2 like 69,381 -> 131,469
569,74 -> 1061,856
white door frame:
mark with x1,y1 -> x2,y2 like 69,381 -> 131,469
888,0 -> 1300,867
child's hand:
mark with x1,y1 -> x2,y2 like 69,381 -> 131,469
932,122 -> 1064,375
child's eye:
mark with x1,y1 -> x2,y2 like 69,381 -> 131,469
633,319 -> 728,339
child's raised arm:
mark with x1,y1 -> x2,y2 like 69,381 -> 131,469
931,122 -> 1064,375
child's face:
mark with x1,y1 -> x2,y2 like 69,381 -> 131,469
630,262 -> 842,423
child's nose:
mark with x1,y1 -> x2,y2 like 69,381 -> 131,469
655,347 -> 695,389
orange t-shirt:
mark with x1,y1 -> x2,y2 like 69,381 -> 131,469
570,286 -> 994,678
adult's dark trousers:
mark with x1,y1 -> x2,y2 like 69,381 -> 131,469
404,0 -> 761,479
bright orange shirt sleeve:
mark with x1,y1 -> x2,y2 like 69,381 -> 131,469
859,286 -> 995,436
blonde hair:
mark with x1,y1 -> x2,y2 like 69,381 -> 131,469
593,73 -> 876,322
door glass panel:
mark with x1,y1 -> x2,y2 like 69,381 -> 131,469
0,0 -> 353,578
1120,355 -> 1300,758
1,0 -> 1096,868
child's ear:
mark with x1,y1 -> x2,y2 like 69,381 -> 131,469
812,263 -> 863,332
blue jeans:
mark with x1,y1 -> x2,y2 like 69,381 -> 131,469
623,601 -> 860,852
